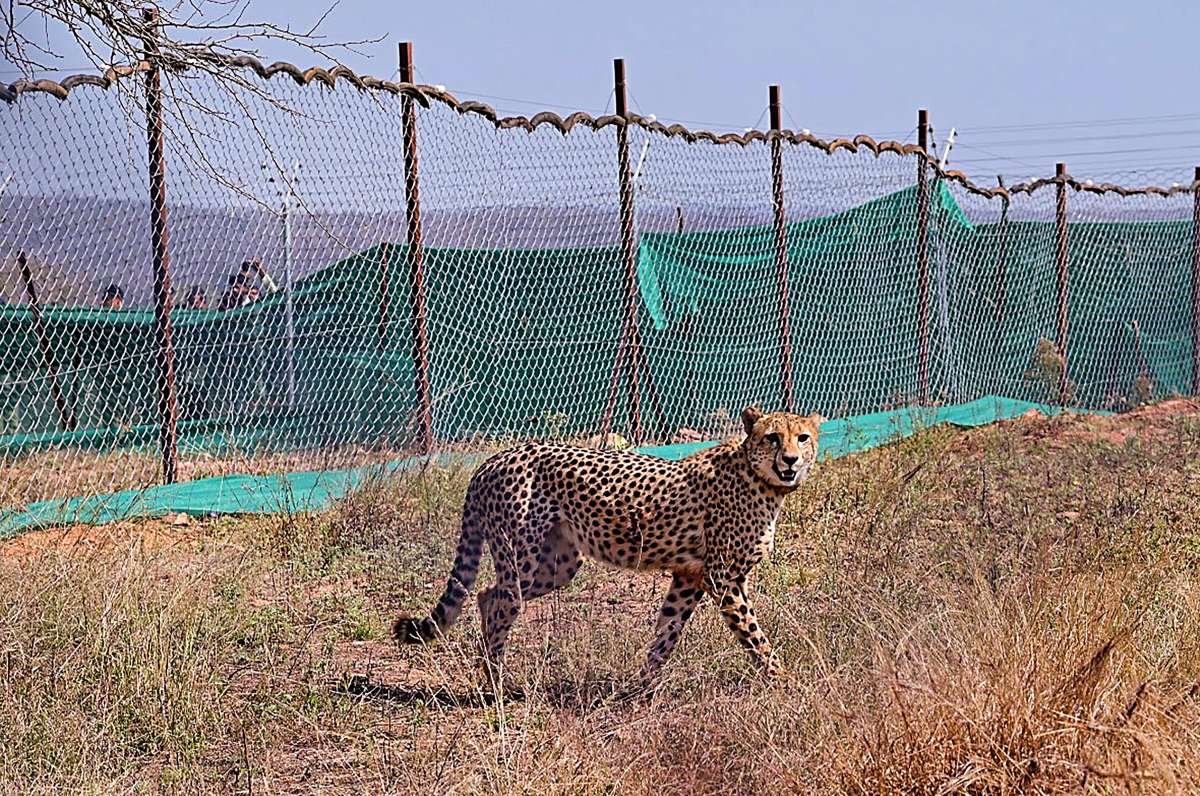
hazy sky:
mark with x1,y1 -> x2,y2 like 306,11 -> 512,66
5,0 -> 1200,182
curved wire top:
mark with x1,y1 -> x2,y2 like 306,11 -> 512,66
3,56 -> 1196,201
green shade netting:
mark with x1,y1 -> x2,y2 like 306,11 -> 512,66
2,182 -> 1188,457
0,181 -> 1187,534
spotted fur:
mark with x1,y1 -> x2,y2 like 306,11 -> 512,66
394,405 -> 824,683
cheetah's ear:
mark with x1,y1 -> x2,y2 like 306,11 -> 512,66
809,412 -> 827,426
741,405 -> 763,435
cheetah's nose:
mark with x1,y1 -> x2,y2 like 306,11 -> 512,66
781,454 -> 799,466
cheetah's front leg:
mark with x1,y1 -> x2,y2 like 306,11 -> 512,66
637,572 -> 705,684
710,573 -> 786,678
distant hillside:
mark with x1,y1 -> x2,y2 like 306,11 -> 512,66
0,193 -> 773,307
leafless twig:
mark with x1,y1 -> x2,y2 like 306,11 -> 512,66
2,0 -> 377,86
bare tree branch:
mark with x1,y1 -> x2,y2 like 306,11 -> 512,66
3,0 -> 390,265
2,0 -> 379,84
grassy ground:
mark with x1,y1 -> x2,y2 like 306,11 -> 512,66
2,401 -> 1199,794
0,443 -> 416,513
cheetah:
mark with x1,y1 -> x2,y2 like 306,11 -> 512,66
394,405 -> 823,684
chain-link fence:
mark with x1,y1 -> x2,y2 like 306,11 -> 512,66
2,57 -> 1198,509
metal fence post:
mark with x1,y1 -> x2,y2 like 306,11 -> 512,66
600,57 -> 643,444
916,108 -> 931,405
18,252 -> 76,431
1192,166 -> 1200,395
142,7 -> 180,483
399,42 -> 434,453
769,85 -> 794,412
1055,162 -> 1070,405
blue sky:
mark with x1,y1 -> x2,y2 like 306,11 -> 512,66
5,0 -> 1200,182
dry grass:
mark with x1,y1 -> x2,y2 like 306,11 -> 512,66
2,402 -> 1199,794
0,443 -> 415,512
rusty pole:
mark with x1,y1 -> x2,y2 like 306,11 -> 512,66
916,108 -> 931,405
142,8 -> 179,483
600,57 -> 643,444
18,252 -> 76,431
769,85 -> 794,412
616,57 -> 643,444
399,42 -> 434,453
1192,166 -> 1200,394
1055,162 -> 1070,405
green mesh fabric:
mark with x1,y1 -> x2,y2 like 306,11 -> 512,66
637,185 -> 928,423
935,183 -> 1194,409
2,182 -> 1193,463
1,248 -> 404,453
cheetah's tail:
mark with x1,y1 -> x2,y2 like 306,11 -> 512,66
393,509 -> 485,644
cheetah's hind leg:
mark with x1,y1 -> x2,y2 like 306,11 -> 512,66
476,518 -> 581,690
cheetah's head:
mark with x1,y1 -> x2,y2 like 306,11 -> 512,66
740,405 -> 824,491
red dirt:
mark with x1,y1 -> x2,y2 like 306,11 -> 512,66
993,398 -> 1200,448
0,514 -> 202,561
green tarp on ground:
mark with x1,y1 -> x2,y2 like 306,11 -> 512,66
0,396 -> 1089,537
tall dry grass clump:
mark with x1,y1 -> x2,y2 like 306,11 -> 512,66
817,565 -> 1200,794
0,536 -> 256,790
595,566 -> 1200,796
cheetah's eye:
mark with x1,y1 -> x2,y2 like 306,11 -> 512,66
797,433 -> 810,443
764,433 -> 781,447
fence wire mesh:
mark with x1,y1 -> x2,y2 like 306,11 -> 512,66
1,63 -> 1197,510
